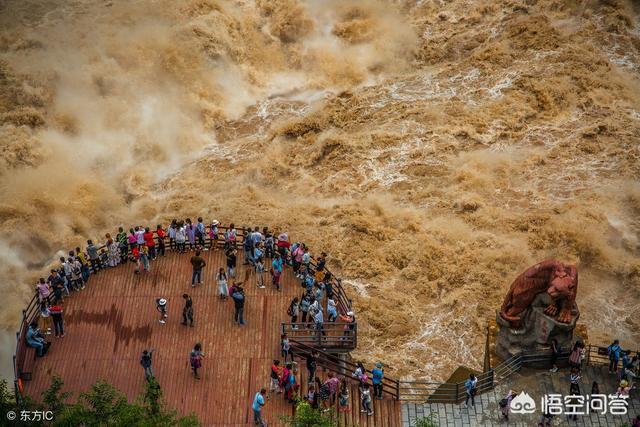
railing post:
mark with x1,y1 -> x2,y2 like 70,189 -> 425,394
488,368 -> 494,389
455,382 -> 459,403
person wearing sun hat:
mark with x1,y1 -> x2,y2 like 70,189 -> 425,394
209,220 -> 220,250
156,298 -> 168,324
372,362 -> 384,399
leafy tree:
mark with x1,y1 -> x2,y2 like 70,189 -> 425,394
17,376 -> 199,427
281,401 -> 335,427
41,376 -> 70,415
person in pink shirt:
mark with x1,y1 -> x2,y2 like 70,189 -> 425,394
36,278 -> 51,302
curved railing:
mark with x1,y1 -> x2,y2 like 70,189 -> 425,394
13,223 -> 355,401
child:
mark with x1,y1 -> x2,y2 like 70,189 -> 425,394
307,383 -> 317,409
190,343 -> 205,379
132,245 -> 141,274
217,268 -> 228,300
360,383 -> 373,416
281,334 -> 291,362
156,298 -> 168,324
338,378 -> 350,413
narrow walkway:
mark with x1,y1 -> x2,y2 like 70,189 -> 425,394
24,250 -> 400,426
402,365 -> 639,426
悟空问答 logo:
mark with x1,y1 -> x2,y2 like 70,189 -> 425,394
510,391 -> 536,414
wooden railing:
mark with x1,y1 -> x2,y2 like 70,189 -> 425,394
289,339 -> 401,400
282,322 -> 357,352
13,222 -> 357,400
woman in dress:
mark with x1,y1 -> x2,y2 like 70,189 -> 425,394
217,268 -> 228,300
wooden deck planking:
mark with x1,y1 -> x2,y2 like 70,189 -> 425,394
23,248 -> 401,426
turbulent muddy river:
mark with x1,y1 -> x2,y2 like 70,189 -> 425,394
0,0 -> 639,380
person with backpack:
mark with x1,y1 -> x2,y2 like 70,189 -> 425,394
500,389 -> 517,421
372,362 -> 384,400
140,349 -> 155,380
75,247 -> 91,283
181,294 -> 194,327
190,343 -> 205,379
116,227 -> 128,262
224,223 -> 237,249
271,253 -> 284,291
231,285 -> 245,325
608,339 -> 622,373
190,249 -> 206,287
264,229 -> 274,259
243,231 -> 254,266
463,373 -> 477,408
70,257 -> 85,290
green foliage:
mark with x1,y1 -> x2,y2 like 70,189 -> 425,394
281,401 -> 335,427
41,376 -> 70,415
20,376 -> 200,427
413,412 -> 439,427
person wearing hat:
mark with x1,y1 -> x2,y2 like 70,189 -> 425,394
156,298 -> 168,324
372,362 -> 384,400
209,220 -> 219,250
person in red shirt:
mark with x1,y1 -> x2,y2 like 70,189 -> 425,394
49,304 -> 64,338
156,224 -> 166,257
276,233 -> 291,263
143,227 -> 156,260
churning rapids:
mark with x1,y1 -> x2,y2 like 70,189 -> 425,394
0,0 -> 639,381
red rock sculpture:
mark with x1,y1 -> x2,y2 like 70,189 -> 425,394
500,260 -> 578,328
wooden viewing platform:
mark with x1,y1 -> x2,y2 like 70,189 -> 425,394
17,244 -> 402,426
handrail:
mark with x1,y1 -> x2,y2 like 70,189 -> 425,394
289,338 -> 400,399
282,322 -> 357,351
13,222 -> 358,402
